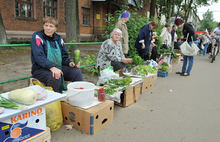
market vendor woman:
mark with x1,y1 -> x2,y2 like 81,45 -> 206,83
31,17 -> 83,92
96,28 -> 132,76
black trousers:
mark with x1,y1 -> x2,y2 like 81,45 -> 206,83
32,65 -> 83,92
138,50 -> 149,61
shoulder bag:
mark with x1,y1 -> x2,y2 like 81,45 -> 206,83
180,33 -> 199,56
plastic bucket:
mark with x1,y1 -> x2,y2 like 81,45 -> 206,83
67,81 -> 95,107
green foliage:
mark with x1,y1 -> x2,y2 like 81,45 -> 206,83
155,36 -> 163,50
101,5 -> 149,57
197,9 -> 219,31
132,55 -> 143,65
82,55 -> 100,76
176,27 -> 183,38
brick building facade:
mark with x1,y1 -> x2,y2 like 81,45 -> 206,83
0,0 -> 153,43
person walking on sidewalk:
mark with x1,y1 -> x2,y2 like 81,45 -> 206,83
175,17 -> 198,76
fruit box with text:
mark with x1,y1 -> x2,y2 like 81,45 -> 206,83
0,106 -> 46,142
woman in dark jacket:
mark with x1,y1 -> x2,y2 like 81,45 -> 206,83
175,17 -> 198,76
31,17 -> 83,92
135,21 -> 158,61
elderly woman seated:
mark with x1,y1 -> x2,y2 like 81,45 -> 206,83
96,28 -> 132,76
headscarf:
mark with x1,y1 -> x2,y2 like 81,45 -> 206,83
118,11 -> 130,20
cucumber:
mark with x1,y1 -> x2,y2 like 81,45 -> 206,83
73,49 -> 80,66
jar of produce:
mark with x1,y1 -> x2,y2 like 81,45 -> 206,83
98,88 -> 105,102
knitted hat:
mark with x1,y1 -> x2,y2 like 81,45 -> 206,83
118,11 -> 130,20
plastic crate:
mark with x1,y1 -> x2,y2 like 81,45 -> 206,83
157,72 -> 168,77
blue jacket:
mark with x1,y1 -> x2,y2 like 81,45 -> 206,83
31,30 -> 71,72
135,24 -> 153,55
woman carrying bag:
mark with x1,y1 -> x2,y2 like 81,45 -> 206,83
175,17 -> 198,76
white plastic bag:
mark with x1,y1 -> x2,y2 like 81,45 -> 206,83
97,66 -> 119,85
29,85 -> 48,100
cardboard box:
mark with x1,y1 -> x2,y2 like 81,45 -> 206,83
61,100 -> 114,135
115,83 -> 141,107
172,55 -> 181,64
141,75 -> 154,94
28,127 -> 51,142
0,106 -> 46,142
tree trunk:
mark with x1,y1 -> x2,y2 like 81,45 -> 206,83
0,11 -> 9,50
171,0 -> 175,17
150,0 -> 156,19
185,0 -> 193,22
65,0 -> 80,59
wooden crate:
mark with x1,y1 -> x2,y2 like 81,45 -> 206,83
28,127 -> 51,142
140,76 -> 154,94
115,83 -> 141,107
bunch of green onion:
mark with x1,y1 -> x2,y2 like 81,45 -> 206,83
0,95 -> 28,110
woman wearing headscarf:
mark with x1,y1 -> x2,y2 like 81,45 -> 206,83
135,21 -> 158,60
96,28 -> 132,76
175,17 -> 198,76
31,17 -> 83,92
115,11 -> 130,58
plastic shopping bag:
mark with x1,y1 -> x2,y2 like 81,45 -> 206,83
97,66 -> 119,85
29,79 -> 63,132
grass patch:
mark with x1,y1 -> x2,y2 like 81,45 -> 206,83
0,47 -> 31,59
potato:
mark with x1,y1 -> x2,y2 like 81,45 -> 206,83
8,89 -> 37,105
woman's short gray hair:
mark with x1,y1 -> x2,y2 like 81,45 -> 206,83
110,28 -> 123,38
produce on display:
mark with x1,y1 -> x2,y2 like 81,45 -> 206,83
132,56 -> 143,65
109,76 -> 132,86
98,88 -> 105,101
130,65 -> 156,77
104,88 -> 117,95
99,83 -> 120,89
73,49 -> 80,66
74,87 -> 84,89
0,107 -> 5,114
158,62 -> 169,72
0,95 -> 28,110
8,89 -> 37,105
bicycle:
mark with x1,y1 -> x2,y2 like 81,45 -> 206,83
211,37 -> 220,63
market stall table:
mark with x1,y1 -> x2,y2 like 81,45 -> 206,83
0,86 -> 66,142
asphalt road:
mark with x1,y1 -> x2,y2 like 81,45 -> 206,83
51,54 -> 220,142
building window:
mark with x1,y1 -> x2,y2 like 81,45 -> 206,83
15,0 -> 34,18
81,7 -> 90,25
43,0 -> 57,18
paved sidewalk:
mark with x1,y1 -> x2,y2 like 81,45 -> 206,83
51,54 -> 220,142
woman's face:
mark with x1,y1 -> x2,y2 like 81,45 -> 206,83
112,31 -> 121,41
123,17 -> 130,23
177,23 -> 184,28
43,22 -> 57,37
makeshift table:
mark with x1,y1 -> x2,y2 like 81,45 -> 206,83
0,86 -> 66,142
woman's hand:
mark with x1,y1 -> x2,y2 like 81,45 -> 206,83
152,42 -> 157,47
123,58 -> 133,63
50,67 -> 63,80
142,42 -> 145,49
69,62 -> 75,67
69,61 -> 80,68
76,62 -> 80,68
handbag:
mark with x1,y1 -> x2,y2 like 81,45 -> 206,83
180,33 -> 199,56
203,36 -> 210,44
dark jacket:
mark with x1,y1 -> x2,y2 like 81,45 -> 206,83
182,22 -> 197,42
171,28 -> 175,42
135,24 -> 153,55
31,30 -> 71,73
